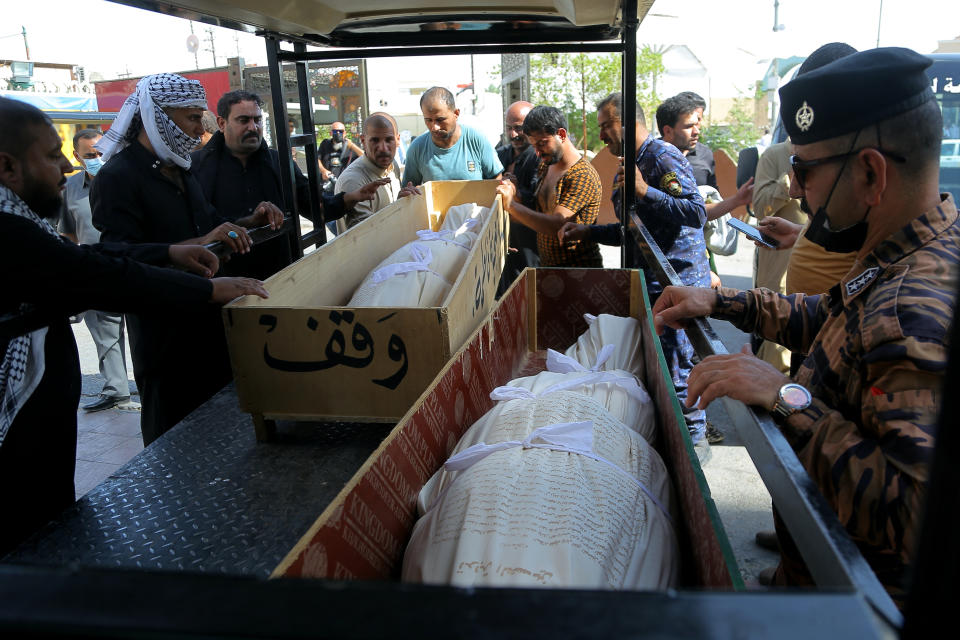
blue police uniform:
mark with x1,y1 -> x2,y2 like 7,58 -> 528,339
596,135 -> 710,442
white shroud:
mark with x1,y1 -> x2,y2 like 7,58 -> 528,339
402,392 -> 679,590
564,314 -> 646,377
491,369 -> 657,444
348,242 -> 452,307
439,202 -> 489,233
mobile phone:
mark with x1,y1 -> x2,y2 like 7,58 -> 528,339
726,217 -> 780,249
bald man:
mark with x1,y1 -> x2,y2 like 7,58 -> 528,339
496,100 -> 541,293
335,114 -> 402,230
318,121 -> 362,182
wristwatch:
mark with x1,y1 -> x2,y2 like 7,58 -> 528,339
771,383 -> 812,418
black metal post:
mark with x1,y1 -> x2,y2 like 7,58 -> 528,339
264,35 -> 304,260
293,42 -> 326,250
621,0 -> 638,269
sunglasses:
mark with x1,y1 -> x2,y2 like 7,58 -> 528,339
789,147 -> 906,189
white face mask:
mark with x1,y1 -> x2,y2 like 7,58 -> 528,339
83,156 -> 104,176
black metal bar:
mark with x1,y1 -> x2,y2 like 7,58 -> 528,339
0,564 -> 885,639
293,41 -> 326,250
621,0 -> 638,269
299,228 -> 326,251
625,215 -> 901,627
289,133 -> 313,147
276,41 -> 623,63
264,36 -> 303,261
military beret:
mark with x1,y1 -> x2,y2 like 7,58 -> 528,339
779,47 -> 933,145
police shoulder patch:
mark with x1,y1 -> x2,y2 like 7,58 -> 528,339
660,171 -> 683,196
844,266 -> 880,297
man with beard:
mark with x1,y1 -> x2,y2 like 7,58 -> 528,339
91,74 -> 282,446
0,96 -> 268,555
402,87 -> 502,187
191,90 -> 387,277
495,101 -> 540,292
334,113 -> 402,230
318,120 -> 361,183
495,105 -> 602,268
651,48 -> 957,605
657,93 -> 754,223
558,93 -> 711,453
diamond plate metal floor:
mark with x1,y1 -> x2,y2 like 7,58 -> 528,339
6,384 -> 392,577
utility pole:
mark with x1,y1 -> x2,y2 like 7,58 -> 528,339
204,27 -> 217,68
876,0 -> 884,47
22,26 -> 30,60
190,22 -> 199,70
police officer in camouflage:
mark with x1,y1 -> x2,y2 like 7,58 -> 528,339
652,48 -> 959,606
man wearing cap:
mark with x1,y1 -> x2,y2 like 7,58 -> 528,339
652,48 -> 959,603
91,73 -> 282,445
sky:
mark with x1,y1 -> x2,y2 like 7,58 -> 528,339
1,0 -> 958,81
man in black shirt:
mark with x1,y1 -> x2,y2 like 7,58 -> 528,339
0,96 -> 267,555
318,121 -> 361,183
191,90 -> 386,279
495,100 -> 540,294
91,74 -> 281,445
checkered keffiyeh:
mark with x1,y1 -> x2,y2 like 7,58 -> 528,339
0,185 -> 58,445
96,73 -> 207,170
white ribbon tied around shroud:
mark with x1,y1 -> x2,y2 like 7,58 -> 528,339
369,242 -> 447,285
438,421 -> 672,523
546,343 -> 615,373
415,228 -> 471,251
488,370 -> 651,405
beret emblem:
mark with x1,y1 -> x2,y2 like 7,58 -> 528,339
795,101 -> 815,132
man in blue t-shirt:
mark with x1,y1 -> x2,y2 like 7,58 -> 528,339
401,87 -> 503,187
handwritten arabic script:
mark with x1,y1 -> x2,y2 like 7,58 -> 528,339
259,310 -> 409,390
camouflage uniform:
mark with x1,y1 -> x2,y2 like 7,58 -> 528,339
712,195 -> 960,601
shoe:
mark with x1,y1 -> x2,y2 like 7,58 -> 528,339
706,422 -> 725,444
757,566 -> 777,586
693,436 -> 712,466
82,395 -> 128,412
755,530 -> 780,552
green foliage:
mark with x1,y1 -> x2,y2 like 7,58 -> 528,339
700,92 -> 762,158
528,46 -> 664,153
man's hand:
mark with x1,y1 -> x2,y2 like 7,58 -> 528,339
558,221 -> 589,243
730,176 -> 755,208
169,245 -> 219,277
709,271 -> 722,289
344,178 -> 391,210
757,217 -> 803,250
651,285 -> 718,335
200,222 -> 253,254
686,344 -> 790,411
210,277 -> 269,303
398,182 -> 421,199
613,158 -> 648,198
237,201 -> 284,230
496,179 -> 517,214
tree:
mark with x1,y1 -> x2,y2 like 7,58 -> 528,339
700,89 -> 763,159
528,46 -> 664,154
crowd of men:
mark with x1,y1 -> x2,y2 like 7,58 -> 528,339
1,42 -> 956,609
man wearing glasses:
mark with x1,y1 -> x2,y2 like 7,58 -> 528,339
651,48 -> 959,606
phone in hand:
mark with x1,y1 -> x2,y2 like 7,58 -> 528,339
726,217 -> 780,249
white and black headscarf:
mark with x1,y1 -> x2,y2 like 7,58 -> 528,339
0,184 -> 60,445
96,73 -> 208,169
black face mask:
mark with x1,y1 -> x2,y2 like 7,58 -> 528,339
331,130 -> 344,143
803,206 -> 868,253
801,132 -> 869,254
